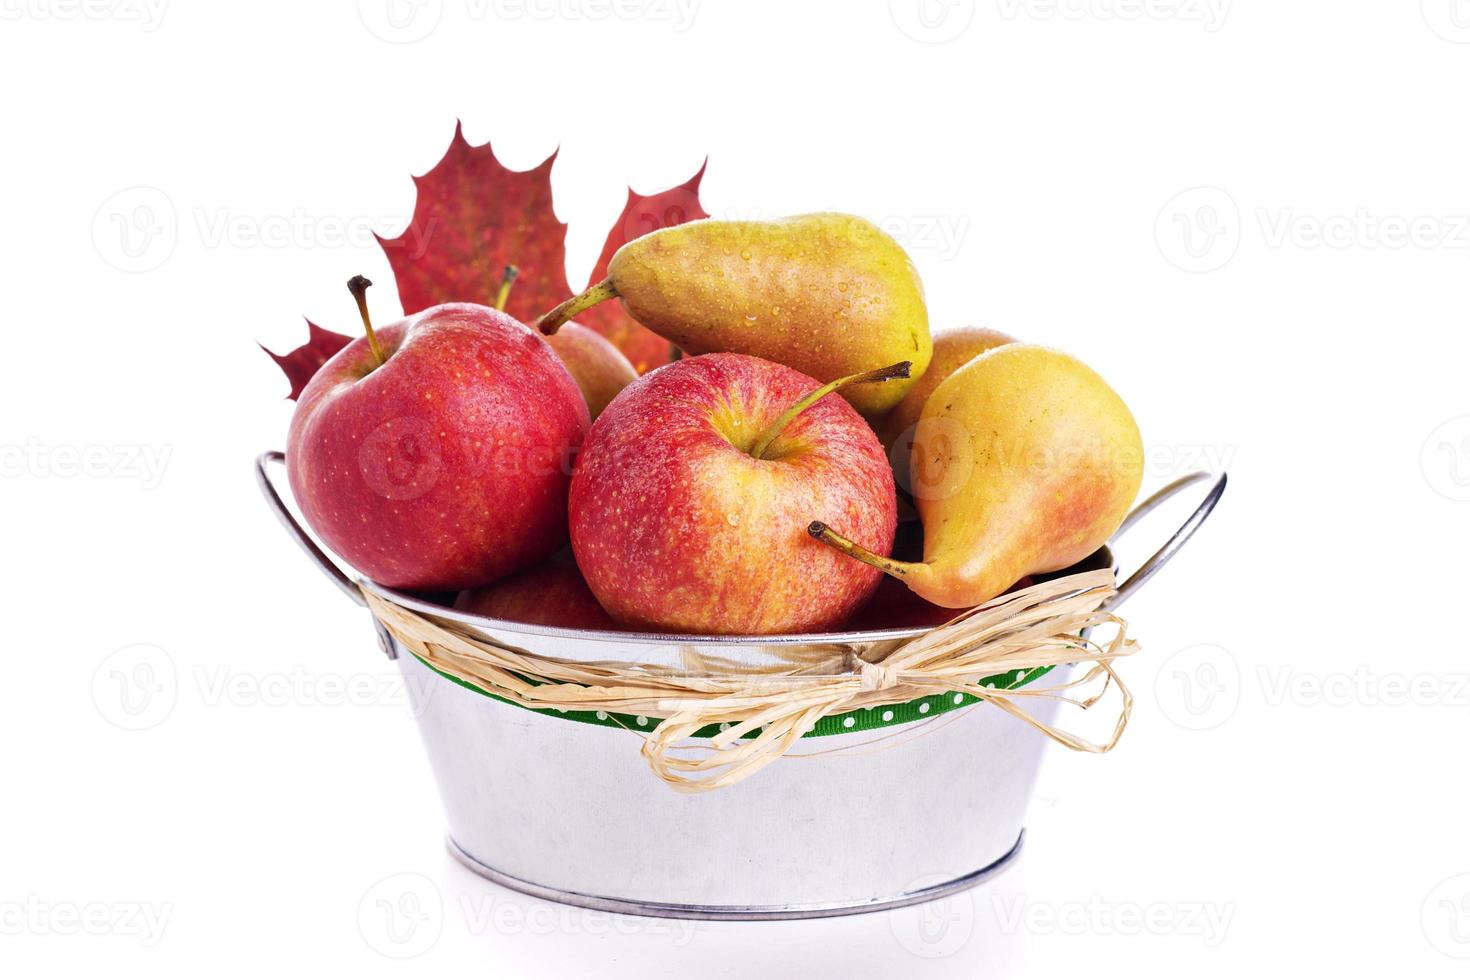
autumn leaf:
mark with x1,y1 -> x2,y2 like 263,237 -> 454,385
260,320 -> 351,400
376,121 -> 568,323
575,162 -> 710,373
262,122 -> 712,397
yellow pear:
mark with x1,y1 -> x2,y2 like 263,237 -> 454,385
810,344 -> 1144,608
536,213 -> 932,416
874,326 -> 1018,490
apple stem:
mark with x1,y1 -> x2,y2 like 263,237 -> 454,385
536,278 -> 619,335
748,361 -> 912,461
494,265 -> 519,311
807,522 -> 919,579
347,275 -> 385,367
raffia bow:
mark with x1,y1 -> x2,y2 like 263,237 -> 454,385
362,567 -> 1138,793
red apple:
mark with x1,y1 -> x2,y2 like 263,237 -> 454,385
568,353 -> 900,635
455,556 -> 618,630
545,322 -> 638,420
288,288 -> 589,592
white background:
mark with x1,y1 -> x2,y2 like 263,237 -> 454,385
3,1 -> 1469,975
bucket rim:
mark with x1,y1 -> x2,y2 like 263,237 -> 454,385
364,544 -> 1115,648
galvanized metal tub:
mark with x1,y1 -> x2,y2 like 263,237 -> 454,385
258,453 -> 1224,920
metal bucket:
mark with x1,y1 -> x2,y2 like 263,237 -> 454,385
257,452 -> 1225,920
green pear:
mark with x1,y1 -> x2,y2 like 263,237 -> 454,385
536,213 -> 932,416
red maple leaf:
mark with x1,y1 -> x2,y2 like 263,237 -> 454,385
576,163 -> 709,373
263,123 -> 710,397
377,121 -> 567,323
260,319 -> 351,400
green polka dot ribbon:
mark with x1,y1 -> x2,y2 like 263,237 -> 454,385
410,653 -> 1056,738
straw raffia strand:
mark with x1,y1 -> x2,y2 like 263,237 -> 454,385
362,567 -> 1139,793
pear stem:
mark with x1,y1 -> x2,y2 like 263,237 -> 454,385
494,264 -> 519,311
347,275 -> 384,367
807,522 -> 920,580
536,278 -> 619,335
749,361 -> 912,461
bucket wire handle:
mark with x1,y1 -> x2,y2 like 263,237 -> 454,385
255,451 -> 367,608
1104,471 -> 1227,611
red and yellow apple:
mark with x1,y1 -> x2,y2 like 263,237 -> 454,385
568,353 -> 899,635
288,296 -> 589,592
